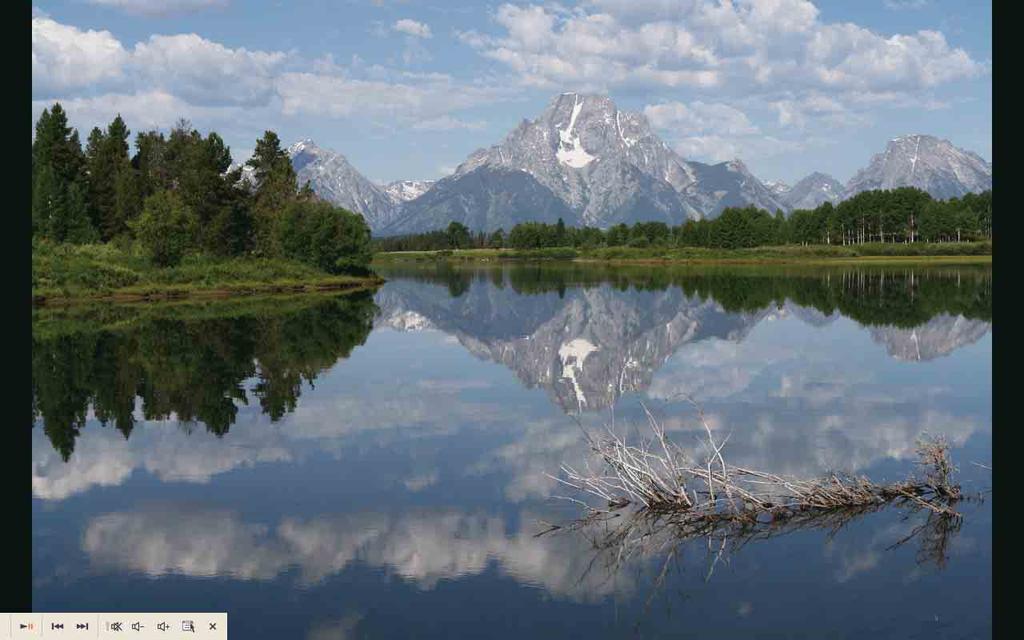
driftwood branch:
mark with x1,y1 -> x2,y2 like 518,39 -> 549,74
544,409 -> 966,577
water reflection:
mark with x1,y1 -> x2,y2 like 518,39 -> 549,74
376,264 -> 990,412
32,292 -> 377,460
31,264 -> 991,638
79,505 -> 622,599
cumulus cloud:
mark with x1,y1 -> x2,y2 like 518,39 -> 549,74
771,93 -> 859,129
393,18 -> 432,39
464,1 -> 985,109
130,33 -> 286,106
32,13 -> 504,141
644,101 -> 759,136
32,16 -> 128,96
33,14 -> 286,110
31,91 -> 240,135
87,0 -> 229,16
641,100 -> 803,163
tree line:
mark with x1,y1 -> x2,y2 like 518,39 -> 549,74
32,103 -> 372,272
383,262 -> 990,329
372,188 -> 992,252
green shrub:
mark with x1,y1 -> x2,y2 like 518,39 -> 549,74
130,190 -> 199,267
275,200 -> 373,274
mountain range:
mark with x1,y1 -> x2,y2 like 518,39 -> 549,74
283,93 -> 991,235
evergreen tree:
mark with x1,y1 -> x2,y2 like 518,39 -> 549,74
445,221 -> 471,249
85,115 -> 137,239
555,217 -> 567,246
247,131 -> 298,255
133,130 -> 169,198
32,104 -> 96,242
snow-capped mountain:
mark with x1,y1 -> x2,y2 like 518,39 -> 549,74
764,180 -> 790,198
384,180 -> 435,204
280,109 -> 990,235
780,172 -> 844,210
845,135 -> 991,200
384,93 -> 787,234
287,139 -> 399,230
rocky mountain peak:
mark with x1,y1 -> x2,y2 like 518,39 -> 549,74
780,172 -> 843,210
287,137 -> 318,155
845,134 -> 991,200
286,139 -> 399,230
284,96 -> 989,236
384,179 -> 436,204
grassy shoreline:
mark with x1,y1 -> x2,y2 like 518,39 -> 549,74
33,242 -> 383,305
373,243 -> 992,266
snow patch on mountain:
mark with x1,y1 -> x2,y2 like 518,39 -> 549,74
384,180 -> 435,203
556,95 -> 596,169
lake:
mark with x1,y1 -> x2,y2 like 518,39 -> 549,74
32,262 -> 992,638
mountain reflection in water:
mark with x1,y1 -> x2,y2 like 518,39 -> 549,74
31,263 -> 991,640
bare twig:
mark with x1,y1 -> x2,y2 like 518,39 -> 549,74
553,409 -> 963,545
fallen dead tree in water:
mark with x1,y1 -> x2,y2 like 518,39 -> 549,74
537,404 -> 972,614
544,403 -> 962,544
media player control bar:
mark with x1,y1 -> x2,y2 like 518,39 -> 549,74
1,614 -> 227,639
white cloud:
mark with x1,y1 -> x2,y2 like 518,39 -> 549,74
669,134 -> 802,164
33,14 -> 502,139
393,18 -> 432,39
130,33 -> 287,106
32,16 -> 128,96
466,1 -> 984,101
644,101 -> 759,136
31,91 -> 241,134
33,15 -> 286,108
772,93 -> 862,129
87,0 -> 229,16
472,4 -> 720,90
641,100 -> 803,163
275,71 -> 507,126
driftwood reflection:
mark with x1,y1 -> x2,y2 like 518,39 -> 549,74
540,403 -> 978,613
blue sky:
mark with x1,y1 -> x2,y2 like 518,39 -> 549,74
32,0 -> 990,185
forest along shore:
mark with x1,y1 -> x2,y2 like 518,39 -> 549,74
32,106 -> 377,306
372,243 -> 992,266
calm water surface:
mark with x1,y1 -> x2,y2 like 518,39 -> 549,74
32,263 -> 992,638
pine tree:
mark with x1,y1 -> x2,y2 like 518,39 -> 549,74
32,103 -> 96,242
83,115 -> 136,240
246,131 -> 298,256
133,130 -> 169,198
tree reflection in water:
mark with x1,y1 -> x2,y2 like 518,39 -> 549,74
32,291 -> 378,460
